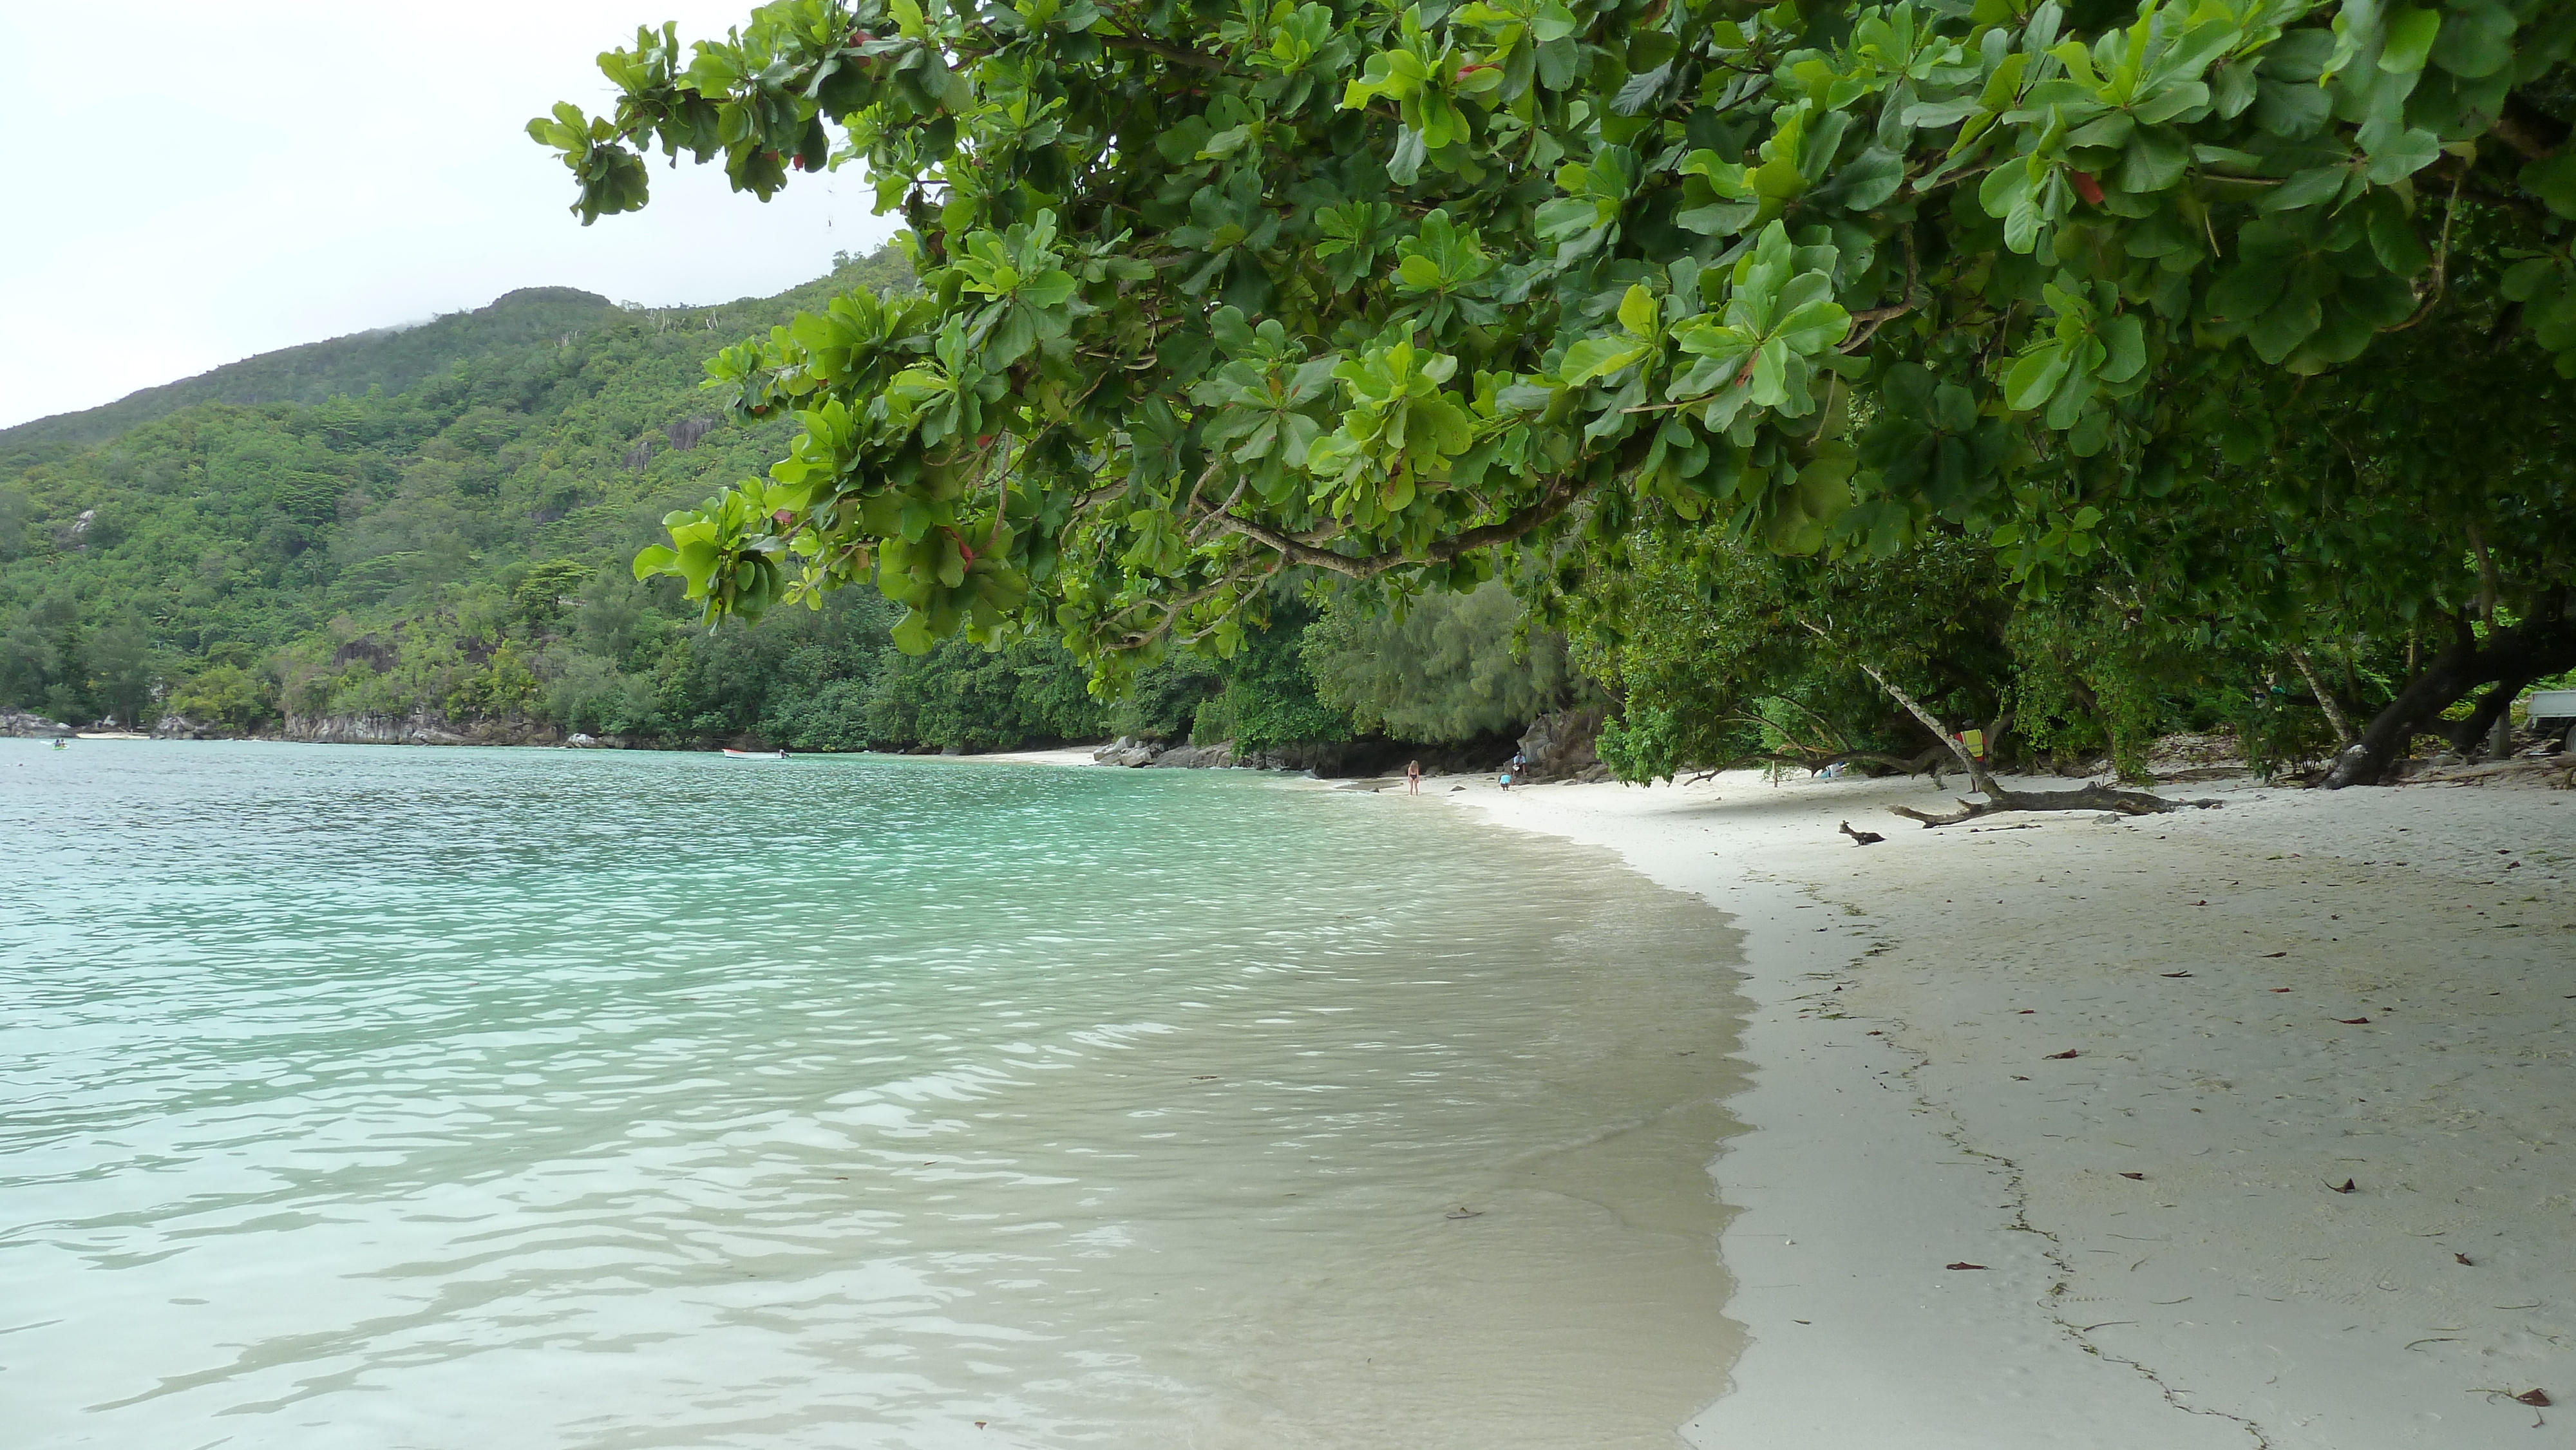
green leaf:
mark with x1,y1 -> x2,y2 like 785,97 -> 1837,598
2005,344 -> 2071,411
1618,283 -> 1659,337
2525,155 -> 2576,220
2376,6 -> 2440,74
2432,3 -> 2519,77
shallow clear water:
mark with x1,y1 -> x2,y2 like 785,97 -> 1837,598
0,740 -> 1745,1449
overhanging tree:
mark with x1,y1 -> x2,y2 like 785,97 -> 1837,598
535,0 -> 2576,780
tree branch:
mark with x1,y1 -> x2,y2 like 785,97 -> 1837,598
1101,34 -> 1226,71
1215,475 -> 1590,578
2289,646 -> 2356,746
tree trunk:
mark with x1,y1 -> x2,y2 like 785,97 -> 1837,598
2447,674 -> 2534,759
1889,780 -> 2224,827
1800,622 -> 2210,826
2323,611 -> 2576,788
2289,648 -> 2356,746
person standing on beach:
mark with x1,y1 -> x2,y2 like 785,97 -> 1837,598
1406,760 -> 1421,795
1510,749 -> 1528,784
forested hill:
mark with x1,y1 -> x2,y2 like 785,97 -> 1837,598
0,244 -> 1578,758
0,288 -> 627,460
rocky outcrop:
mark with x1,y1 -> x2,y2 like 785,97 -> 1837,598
1153,742 -> 1241,769
151,713 -> 223,740
1090,737 -> 1278,770
283,710 -> 563,746
1516,707 -> 1609,782
1,708 -> 74,738
1094,737 -> 1164,767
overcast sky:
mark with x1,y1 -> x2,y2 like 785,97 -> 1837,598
1,3 -> 900,431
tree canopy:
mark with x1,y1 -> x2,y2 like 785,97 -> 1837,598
535,0 -> 2576,784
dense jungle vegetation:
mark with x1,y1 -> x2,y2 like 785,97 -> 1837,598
0,246 -> 1580,756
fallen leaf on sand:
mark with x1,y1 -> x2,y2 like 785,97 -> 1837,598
2337,1017 -> 2371,1025
2119,1172 -> 2145,1180
2269,988 -> 2293,993
2331,1178 -> 2358,1194
2016,1009 -> 2034,1014
1947,1262 -> 1988,1270
2262,951 -> 2287,958
2160,972 -> 2193,978
1446,1207 -> 1483,1219
2044,1050 -> 2080,1060
2012,1075 -> 2030,1080
2456,1253 -> 2476,1265
2517,1389 -> 2552,1408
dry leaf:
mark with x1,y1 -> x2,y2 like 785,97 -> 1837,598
1946,1261 -> 1988,1270
2516,1389 -> 2552,1408
2456,1253 -> 2475,1266
2331,1178 -> 2358,1194
2119,1172 -> 2145,1180
2262,951 -> 2287,958
2337,1017 -> 2371,1025
2045,1050 -> 2080,1060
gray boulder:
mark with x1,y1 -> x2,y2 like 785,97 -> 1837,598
1516,707 -> 1607,781
1093,736 -> 1165,767
1,708 -> 73,738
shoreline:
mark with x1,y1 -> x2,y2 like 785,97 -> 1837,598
1444,769 -> 2576,1449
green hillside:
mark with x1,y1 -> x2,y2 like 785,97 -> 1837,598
0,288 -> 627,461
0,248 -> 1010,745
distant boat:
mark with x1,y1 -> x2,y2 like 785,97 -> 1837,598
721,748 -> 790,760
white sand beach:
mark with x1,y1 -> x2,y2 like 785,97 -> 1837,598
1434,767 -> 2576,1449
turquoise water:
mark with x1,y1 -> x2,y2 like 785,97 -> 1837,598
0,740 -> 1745,1449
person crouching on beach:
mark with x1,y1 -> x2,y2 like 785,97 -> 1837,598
1406,760 -> 1422,795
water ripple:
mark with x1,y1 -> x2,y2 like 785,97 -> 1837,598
2,740 -> 1746,1448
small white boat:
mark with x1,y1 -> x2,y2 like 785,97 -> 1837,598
721,748 -> 791,760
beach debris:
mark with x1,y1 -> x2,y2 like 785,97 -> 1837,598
2044,1049 -> 2080,1060
2472,1387 -> 2553,1427
2270,987 -> 2293,993
1446,1207 -> 1483,1219
2331,1178 -> 2358,1194
2262,951 -> 2287,957
1838,820 -> 1886,846
2456,1252 -> 2476,1265
2119,1172 -> 2145,1180
1946,1261 -> 1989,1270
2160,971 -> 2193,978
2016,1009 -> 2034,1013
2337,1017 -> 2371,1025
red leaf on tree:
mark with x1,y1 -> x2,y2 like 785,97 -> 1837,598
2070,171 -> 2105,205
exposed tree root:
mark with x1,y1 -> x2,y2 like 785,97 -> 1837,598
1889,782 -> 2225,828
